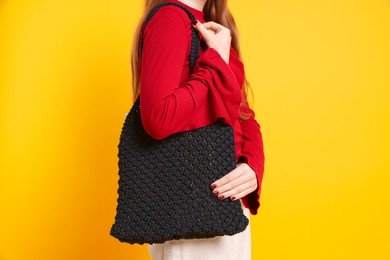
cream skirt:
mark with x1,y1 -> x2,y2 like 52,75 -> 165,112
147,199 -> 251,260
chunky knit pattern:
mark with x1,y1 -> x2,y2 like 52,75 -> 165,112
110,2 -> 249,245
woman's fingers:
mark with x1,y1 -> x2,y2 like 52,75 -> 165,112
192,20 -> 213,36
230,187 -> 257,201
193,20 -> 227,35
210,163 -> 258,200
201,21 -> 226,33
215,181 -> 256,201
210,163 -> 250,189
213,170 -> 251,194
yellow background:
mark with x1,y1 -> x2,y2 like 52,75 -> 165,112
1,0 -> 389,259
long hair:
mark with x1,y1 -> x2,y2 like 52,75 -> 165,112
131,0 -> 255,121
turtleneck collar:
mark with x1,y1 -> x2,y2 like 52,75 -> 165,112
166,0 -> 205,21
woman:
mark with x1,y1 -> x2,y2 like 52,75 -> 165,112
131,0 -> 265,259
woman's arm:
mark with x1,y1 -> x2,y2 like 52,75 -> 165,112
237,103 -> 265,215
206,101 -> 265,215
140,7 -> 241,140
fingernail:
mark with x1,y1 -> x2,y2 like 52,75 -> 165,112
213,190 -> 219,195
210,183 -> 217,189
218,194 -> 225,200
191,18 -> 198,25
231,196 -> 236,201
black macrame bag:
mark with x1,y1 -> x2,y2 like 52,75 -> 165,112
110,1 -> 249,245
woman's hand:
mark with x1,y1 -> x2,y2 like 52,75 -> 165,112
209,162 -> 258,201
192,19 -> 231,64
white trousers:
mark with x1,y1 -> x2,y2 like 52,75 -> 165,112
147,199 -> 251,260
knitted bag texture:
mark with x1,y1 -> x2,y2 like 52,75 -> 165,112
110,1 -> 249,245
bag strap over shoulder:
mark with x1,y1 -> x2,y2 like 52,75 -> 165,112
138,1 -> 201,74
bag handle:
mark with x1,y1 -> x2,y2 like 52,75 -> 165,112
138,1 -> 201,74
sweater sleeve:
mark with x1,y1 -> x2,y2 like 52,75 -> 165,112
139,7 -> 242,140
237,102 -> 265,215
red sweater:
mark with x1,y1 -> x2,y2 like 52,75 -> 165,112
139,0 -> 265,215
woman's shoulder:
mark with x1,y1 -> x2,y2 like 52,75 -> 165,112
142,5 -> 193,59
147,4 -> 193,30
